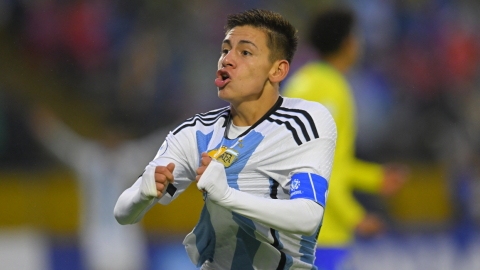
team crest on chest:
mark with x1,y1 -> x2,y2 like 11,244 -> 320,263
208,145 -> 239,168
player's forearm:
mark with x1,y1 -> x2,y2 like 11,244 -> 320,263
348,159 -> 383,192
197,160 -> 323,236
114,177 -> 158,225
221,190 -> 323,236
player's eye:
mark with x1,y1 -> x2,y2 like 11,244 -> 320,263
242,50 -> 251,56
221,49 -> 229,55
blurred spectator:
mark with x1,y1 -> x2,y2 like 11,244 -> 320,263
283,7 -> 408,270
62,0 -> 111,72
29,106 -> 170,270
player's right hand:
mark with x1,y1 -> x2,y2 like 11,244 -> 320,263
356,213 -> 385,238
154,163 -> 175,198
381,163 -> 409,197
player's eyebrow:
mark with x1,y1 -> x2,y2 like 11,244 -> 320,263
222,39 -> 232,47
238,40 -> 258,49
222,39 -> 258,49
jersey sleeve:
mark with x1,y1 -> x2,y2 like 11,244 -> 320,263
281,101 -> 337,208
260,99 -> 337,191
146,130 -> 198,205
287,103 -> 337,179
114,128 -> 199,224
289,172 -> 329,208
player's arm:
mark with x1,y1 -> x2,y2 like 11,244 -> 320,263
348,159 -> 408,197
114,133 -> 196,225
347,158 -> 384,192
29,106 -> 99,171
196,104 -> 336,236
196,150 -> 328,236
114,163 -> 175,225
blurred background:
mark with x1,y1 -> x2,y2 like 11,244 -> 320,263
0,0 -> 479,269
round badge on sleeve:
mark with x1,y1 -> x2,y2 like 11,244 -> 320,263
156,140 -> 168,157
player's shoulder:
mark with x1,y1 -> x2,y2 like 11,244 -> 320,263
281,96 -> 332,120
289,62 -> 340,80
301,61 -> 344,78
280,96 -> 336,139
284,62 -> 348,94
172,106 -> 230,136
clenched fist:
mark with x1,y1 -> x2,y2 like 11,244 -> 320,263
154,163 -> 176,198
141,163 -> 175,199
196,152 -> 213,183
196,152 -> 231,202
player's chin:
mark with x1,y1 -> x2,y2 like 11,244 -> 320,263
217,83 -> 229,93
217,88 -> 234,102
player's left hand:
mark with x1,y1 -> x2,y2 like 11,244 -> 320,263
196,152 -> 231,202
196,152 -> 213,183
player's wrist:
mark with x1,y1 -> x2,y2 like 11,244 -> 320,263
139,189 -> 155,200
139,166 -> 159,200
197,159 -> 230,202
208,184 -> 232,203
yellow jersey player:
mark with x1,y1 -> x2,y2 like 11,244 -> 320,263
283,7 -> 407,270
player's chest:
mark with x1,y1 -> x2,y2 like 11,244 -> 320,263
205,129 -> 265,170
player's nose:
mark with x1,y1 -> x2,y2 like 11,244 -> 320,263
221,51 -> 236,68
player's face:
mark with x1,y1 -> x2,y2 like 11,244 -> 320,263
216,26 -> 274,104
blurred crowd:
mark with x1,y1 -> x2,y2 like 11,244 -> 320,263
0,0 -> 480,269
0,0 -> 478,166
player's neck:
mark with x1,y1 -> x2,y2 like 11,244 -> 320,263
323,55 -> 352,74
230,87 -> 279,127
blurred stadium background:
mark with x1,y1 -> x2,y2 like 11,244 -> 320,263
0,0 -> 479,269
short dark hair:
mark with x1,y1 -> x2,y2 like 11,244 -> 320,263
225,9 -> 298,64
309,7 -> 356,56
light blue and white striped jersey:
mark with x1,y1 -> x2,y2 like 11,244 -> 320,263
149,96 -> 337,269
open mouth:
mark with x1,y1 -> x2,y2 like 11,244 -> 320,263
215,70 -> 231,89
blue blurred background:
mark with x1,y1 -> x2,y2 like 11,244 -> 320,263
0,0 -> 479,269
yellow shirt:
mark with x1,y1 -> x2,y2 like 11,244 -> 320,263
283,62 -> 384,247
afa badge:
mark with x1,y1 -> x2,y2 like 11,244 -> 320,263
208,146 -> 239,167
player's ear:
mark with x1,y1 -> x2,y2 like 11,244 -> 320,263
269,59 -> 289,84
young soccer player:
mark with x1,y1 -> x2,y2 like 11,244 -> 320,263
114,9 -> 337,269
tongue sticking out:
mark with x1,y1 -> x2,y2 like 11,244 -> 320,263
215,77 -> 230,88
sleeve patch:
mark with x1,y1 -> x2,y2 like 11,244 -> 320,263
290,173 -> 328,207
154,140 -> 168,159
